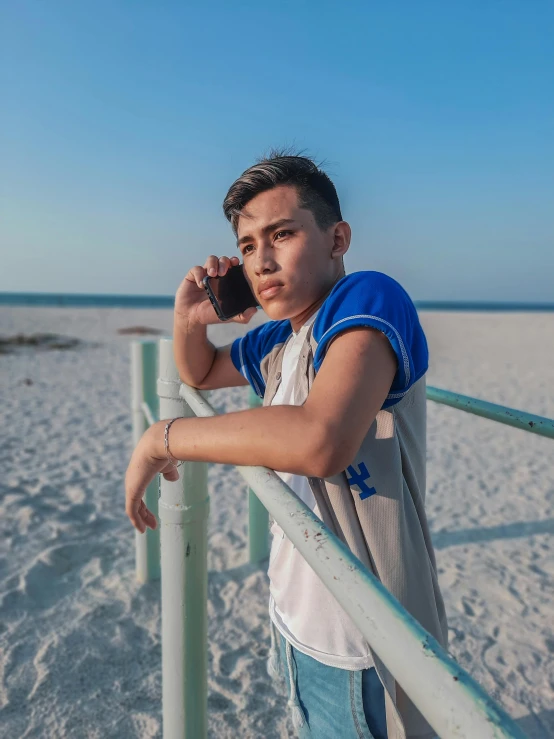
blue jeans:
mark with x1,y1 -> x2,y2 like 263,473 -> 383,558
278,634 -> 388,739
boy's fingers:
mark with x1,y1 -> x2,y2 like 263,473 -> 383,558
218,256 -> 231,276
203,255 -> 237,278
130,511 -> 145,533
162,467 -> 180,481
190,265 -> 208,289
204,255 -> 220,277
134,500 -> 157,532
126,498 -> 140,529
234,307 -> 257,324
141,508 -> 157,530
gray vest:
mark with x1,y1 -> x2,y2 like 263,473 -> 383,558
261,323 -> 448,739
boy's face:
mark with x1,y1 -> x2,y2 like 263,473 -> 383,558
236,185 -> 349,326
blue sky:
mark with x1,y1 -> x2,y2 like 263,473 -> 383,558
2,1 -> 553,301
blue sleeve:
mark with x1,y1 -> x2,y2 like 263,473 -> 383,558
230,319 -> 292,398
313,271 -> 428,407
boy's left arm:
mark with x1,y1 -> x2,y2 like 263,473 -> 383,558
125,326 -> 397,532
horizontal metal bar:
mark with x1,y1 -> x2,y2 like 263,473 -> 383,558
427,386 -> 554,440
141,401 -> 158,428
178,383 -> 525,739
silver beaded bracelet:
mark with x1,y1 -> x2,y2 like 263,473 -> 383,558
164,417 -> 183,468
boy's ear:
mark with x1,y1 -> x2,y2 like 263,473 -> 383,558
331,221 -> 351,259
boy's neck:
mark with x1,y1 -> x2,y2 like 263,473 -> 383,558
289,273 -> 345,333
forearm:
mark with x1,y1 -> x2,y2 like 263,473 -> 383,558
151,405 -> 330,478
173,313 -> 216,386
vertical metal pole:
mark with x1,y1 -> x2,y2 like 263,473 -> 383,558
131,340 -> 161,583
248,388 -> 269,563
157,337 -> 209,739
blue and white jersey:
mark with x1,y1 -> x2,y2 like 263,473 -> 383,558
230,270 -> 428,408
232,271 -> 447,735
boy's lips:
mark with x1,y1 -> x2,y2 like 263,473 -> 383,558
258,281 -> 284,299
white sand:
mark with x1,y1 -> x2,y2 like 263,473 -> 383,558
0,306 -> 553,738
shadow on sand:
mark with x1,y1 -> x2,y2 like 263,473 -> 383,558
432,517 -> 554,549
516,708 -> 554,738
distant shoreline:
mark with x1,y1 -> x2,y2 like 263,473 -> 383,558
1,292 -> 553,312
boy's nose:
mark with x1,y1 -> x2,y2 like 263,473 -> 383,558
254,246 -> 277,275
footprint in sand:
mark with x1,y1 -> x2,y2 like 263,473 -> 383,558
20,542 -> 96,610
218,644 -> 251,678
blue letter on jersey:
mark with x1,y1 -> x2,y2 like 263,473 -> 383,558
346,463 -> 376,500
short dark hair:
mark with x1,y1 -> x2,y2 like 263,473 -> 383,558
223,148 -> 343,235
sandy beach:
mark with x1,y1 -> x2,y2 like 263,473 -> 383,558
0,306 -> 553,738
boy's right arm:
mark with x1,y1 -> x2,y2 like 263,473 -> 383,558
173,254 -> 257,390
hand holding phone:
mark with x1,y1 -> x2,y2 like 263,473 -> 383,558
175,255 -> 258,326
203,264 -> 259,321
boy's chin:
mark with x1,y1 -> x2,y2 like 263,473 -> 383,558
261,302 -> 294,321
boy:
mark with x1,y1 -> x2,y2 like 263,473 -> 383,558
125,151 -> 447,739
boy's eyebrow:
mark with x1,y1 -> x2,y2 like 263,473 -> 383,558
236,218 -> 297,248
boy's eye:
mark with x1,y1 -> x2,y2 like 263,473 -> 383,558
242,231 -> 292,253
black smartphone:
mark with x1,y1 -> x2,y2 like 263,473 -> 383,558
202,264 -> 259,321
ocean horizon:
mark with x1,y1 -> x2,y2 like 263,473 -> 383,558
1,291 -> 553,312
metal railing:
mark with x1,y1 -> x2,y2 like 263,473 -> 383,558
426,386 -> 554,439
131,340 -> 160,583
130,337 -> 554,738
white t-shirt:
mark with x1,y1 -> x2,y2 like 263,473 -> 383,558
268,310 -> 374,670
